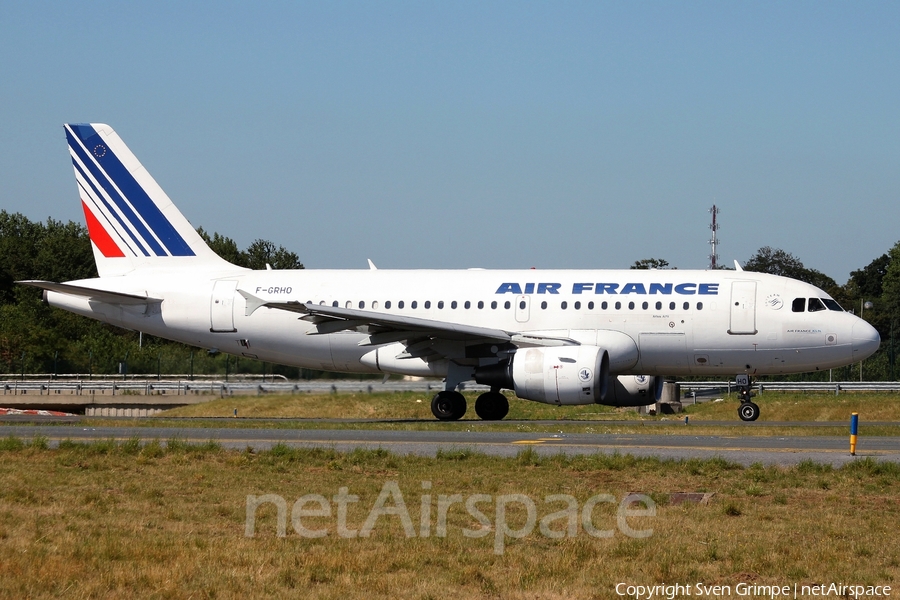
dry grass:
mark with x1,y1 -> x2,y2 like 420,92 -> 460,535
1,438 -> 898,599
683,391 -> 900,422
160,390 -> 626,421
137,391 -> 900,439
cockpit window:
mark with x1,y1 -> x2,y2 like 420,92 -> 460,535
808,298 -> 827,312
792,298 -> 805,312
822,298 -> 843,311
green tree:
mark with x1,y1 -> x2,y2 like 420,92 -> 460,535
630,258 -> 671,270
196,228 -> 304,270
196,227 -> 243,265
743,246 -> 837,292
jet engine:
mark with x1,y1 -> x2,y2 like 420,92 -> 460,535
600,375 -> 664,407
475,345 -> 610,405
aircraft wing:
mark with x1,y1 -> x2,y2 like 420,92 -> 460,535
16,280 -> 161,306
238,289 -> 578,348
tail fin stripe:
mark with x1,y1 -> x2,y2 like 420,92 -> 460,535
73,157 -> 149,257
66,125 -> 196,257
81,200 -> 126,258
66,128 -> 167,256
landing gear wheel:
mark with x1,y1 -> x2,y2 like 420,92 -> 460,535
431,391 -> 467,421
738,402 -> 760,422
474,392 -> 509,421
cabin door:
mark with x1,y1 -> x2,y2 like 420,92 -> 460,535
729,281 -> 757,335
210,280 -> 238,333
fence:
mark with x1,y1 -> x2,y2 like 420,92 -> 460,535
2,378 -> 899,398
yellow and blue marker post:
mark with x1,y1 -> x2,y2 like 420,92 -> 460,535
850,412 -> 859,456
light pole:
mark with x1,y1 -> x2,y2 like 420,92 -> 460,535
861,299 -> 874,382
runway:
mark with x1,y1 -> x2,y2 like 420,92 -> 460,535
4,420 -> 900,466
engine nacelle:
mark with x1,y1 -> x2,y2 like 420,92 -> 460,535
600,375 -> 664,407
475,345 -> 610,405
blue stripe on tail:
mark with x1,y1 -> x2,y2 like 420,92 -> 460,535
66,125 -> 195,257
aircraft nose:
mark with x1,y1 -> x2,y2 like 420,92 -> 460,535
851,319 -> 881,361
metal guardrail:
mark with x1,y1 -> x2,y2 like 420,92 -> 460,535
679,381 -> 900,395
0,379 -> 491,396
2,378 -> 898,397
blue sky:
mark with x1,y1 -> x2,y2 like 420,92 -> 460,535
1,1 -> 898,282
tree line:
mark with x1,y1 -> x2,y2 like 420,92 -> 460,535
0,210 -> 316,378
2,209 -> 898,380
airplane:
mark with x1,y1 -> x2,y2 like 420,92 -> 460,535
18,123 -> 881,422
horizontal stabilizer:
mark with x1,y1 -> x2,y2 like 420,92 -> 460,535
16,280 -> 161,306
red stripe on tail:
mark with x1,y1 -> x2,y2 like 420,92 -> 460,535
81,201 -> 125,258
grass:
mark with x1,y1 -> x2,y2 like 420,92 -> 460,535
160,390 -> 630,420
66,390 -> 890,437
1,439 -> 898,598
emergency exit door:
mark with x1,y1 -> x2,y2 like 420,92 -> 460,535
515,295 -> 531,323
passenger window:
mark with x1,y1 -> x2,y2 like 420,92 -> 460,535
477,300 -> 484,309
411,301 -> 418,309
464,301 -> 470,309
332,301 -> 339,307
792,298 -> 805,312
519,300 -> 526,309
808,298 -> 826,312
491,301 -> 497,309
372,301 -> 379,310
345,301 -> 352,309
615,301 -> 621,310
628,302 -> 635,310
574,301 -> 581,310
697,302 -> 703,310
669,302 -> 675,310
451,301 -> 457,309
359,301 -> 365,309
424,301 -> 431,309
642,301 -> 648,310
656,301 -> 662,310
384,301 -> 391,309
588,301 -> 595,310
541,301 -> 547,309
601,301 -> 608,310
504,301 -> 511,309
561,301 -> 568,310
438,301 -> 444,309
683,302 -> 689,310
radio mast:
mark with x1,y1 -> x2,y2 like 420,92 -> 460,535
708,205 -> 719,270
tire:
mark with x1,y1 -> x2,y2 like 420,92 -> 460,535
431,391 -> 467,421
738,401 -> 760,422
474,392 -> 510,421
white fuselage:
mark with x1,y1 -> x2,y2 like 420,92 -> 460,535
47,267 -> 880,379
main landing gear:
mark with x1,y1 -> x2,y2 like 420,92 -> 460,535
474,390 -> 509,421
430,389 -> 510,421
736,374 -> 760,422
431,390 -> 467,421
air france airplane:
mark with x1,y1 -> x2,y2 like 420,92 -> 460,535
19,124 -> 881,422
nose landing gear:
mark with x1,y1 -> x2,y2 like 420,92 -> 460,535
736,374 -> 759,422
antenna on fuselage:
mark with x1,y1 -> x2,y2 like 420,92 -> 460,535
708,204 -> 720,270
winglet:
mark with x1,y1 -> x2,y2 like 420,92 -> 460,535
734,259 -> 743,271
367,259 -> 377,270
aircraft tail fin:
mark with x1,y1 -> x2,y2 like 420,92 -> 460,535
65,123 -> 239,277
